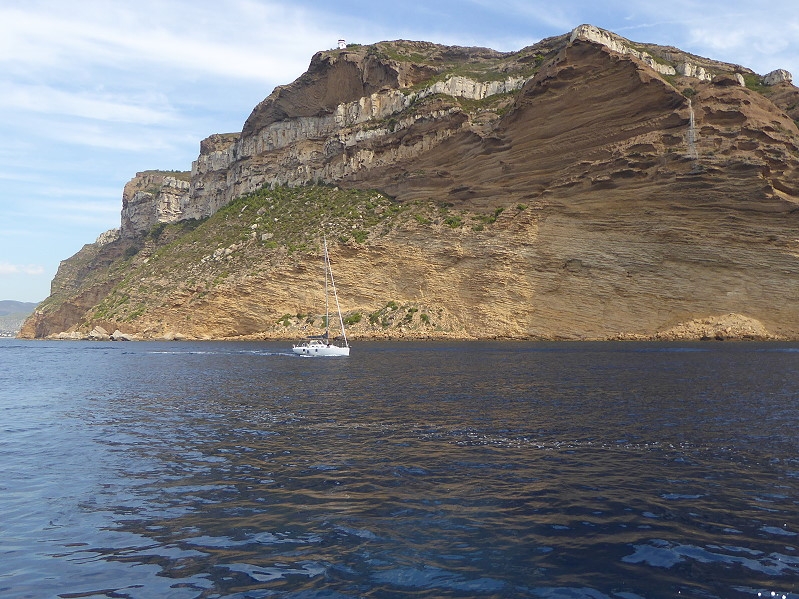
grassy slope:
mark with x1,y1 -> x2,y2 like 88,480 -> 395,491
82,184 -> 504,331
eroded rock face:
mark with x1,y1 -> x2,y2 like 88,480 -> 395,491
570,24 -> 717,81
764,69 -> 793,85
120,172 -> 190,238
572,24 -> 673,77
95,228 -> 120,246
712,74 -> 745,87
186,67 -> 534,218
181,26 -> 792,224
184,134 -> 240,221
119,28 -> 799,238
674,62 -> 711,81
160,27 -> 799,232
23,26 -> 799,341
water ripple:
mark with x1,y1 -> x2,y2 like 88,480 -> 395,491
2,339 -> 799,599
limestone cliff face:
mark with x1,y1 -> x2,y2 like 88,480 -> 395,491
182,134 -> 240,221
180,26 -> 794,226
21,25 -> 799,341
184,43 -> 541,219
571,24 -> 713,81
120,171 -> 191,238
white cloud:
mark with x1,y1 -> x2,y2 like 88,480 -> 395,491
42,119 -> 183,152
38,186 -> 125,201
0,0 -> 333,158
2,195 -> 121,232
9,198 -> 121,230
37,198 -> 119,215
0,0 -> 325,84
684,16 -> 799,75
0,170 -> 39,183
0,262 -> 45,276
0,83 -> 175,125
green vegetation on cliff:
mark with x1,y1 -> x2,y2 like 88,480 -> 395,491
37,184 -> 506,336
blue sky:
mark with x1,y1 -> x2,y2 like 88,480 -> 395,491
1,0 -> 797,302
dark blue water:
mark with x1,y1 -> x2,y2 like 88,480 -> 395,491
1,339 -> 798,599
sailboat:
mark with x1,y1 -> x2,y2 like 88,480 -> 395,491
292,235 -> 351,357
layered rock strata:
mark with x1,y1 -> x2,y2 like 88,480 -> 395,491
22,25 -> 799,341
117,25 -> 794,238
120,171 -> 190,238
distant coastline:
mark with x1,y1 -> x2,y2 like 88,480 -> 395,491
0,300 -> 39,336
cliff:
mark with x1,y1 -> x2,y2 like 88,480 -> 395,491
120,171 -> 191,238
21,25 -> 799,341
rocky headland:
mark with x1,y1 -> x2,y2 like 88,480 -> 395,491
20,25 -> 799,341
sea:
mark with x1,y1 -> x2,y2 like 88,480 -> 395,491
1,338 -> 798,599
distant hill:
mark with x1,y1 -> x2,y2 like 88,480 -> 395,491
0,301 -> 39,335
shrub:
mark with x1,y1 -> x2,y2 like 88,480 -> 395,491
414,214 -> 431,224
344,312 -> 362,326
403,307 -> 418,323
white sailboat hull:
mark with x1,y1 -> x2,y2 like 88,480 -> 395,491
292,340 -> 350,357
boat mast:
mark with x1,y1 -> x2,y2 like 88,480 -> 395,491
323,235 -> 330,340
323,234 -> 349,347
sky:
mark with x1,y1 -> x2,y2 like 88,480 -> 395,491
1,0 -> 797,303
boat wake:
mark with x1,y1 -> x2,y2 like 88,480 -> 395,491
145,349 -> 295,357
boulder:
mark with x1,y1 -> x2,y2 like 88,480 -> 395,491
88,326 -> 110,340
676,62 -> 712,81
110,329 -> 135,341
763,69 -> 792,85
162,331 -> 187,341
51,331 -> 84,340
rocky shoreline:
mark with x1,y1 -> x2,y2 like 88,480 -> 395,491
37,313 -> 783,343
